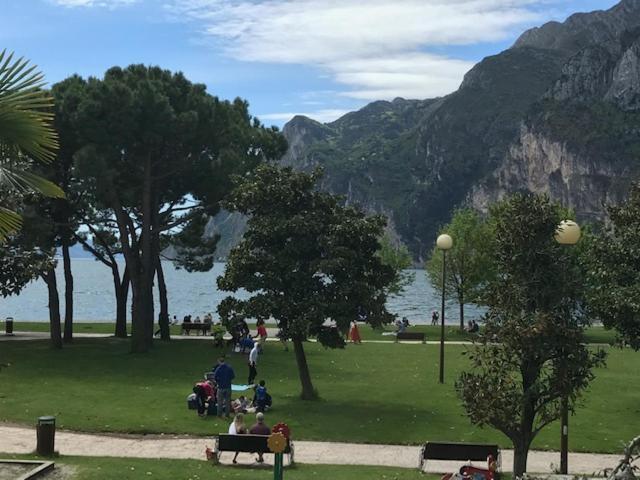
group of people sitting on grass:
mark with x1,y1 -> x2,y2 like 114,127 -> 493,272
191,355 -> 272,418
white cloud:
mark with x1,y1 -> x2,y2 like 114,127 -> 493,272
259,109 -> 352,124
165,0 -> 563,100
51,0 -> 137,7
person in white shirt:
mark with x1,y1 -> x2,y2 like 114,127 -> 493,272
228,413 -> 246,464
248,342 -> 259,385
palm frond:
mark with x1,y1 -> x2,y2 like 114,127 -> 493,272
0,163 -> 64,198
0,206 -> 22,240
0,49 -> 58,163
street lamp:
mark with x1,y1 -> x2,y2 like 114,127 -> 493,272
436,233 -> 453,384
554,219 -> 581,475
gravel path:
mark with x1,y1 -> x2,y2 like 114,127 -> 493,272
0,424 -> 625,474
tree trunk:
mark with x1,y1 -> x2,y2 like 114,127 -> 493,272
62,242 -> 74,343
513,442 -> 530,477
131,157 -> 155,353
156,256 -> 170,341
459,290 -> 464,331
43,269 -> 62,349
292,337 -> 317,400
114,266 -> 129,338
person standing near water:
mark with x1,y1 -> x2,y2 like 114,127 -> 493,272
431,311 -> 439,325
349,320 -> 361,344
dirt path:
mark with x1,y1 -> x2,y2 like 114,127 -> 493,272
0,424 -> 624,474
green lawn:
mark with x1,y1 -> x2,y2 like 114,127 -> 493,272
0,337 -> 636,453
5,321 -> 619,344
0,455 -> 437,480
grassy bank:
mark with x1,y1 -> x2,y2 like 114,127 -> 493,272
0,337 -> 635,453
0,454 -> 437,480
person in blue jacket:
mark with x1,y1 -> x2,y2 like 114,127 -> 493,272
213,356 -> 235,417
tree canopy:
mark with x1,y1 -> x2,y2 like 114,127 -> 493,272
217,165 -> 396,399
456,193 -> 605,476
426,207 -> 494,328
583,182 -> 640,350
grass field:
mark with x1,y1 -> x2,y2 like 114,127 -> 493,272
4,321 -> 619,344
0,455 -> 437,480
0,337 -> 636,453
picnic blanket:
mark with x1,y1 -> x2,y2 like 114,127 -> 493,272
232,384 -> 253,392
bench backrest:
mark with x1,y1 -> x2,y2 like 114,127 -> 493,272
423,442 -> 499,461
183,323 -> 208,329
217,434 -> 291,454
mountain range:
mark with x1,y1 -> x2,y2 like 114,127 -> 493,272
208,0 -> 640,262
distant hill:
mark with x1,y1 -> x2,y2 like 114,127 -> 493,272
209,0 -> 640,261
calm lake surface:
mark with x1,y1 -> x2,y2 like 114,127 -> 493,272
0,259 -> 484,324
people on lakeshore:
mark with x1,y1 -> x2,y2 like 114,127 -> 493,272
395,319 -> 406,334
204,313 -> 213,325
402,317 -> 410,329
214,356 -> 235,417
253,380 -> 271,413
194,315 -> 201,323
171,315 -> 178,325
228,412 -> 247,464
183,314 -> 192,323
431,311 -> 439,325
249,412 -> 271,463
465,319 -> 479,333
248,341 -> 259,385
256,319 -> 268,352
349,320 -> 361,344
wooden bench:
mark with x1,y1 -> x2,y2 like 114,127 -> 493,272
396,331 -> 426,343
181,323 -> 211,335
213,434 -> 294,465
419,441 -> 500,472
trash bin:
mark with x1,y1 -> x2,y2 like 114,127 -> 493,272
36,416 -> 56,456
5,317 -> 14,336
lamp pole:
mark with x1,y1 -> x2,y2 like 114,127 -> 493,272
436,234 -> 453,384
554,220 -> 581,475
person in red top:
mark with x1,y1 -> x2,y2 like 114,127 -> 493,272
349,320 -> 362,344
248,412 -> 271,462
256,320 -> 268,352
194,379 -> 215,416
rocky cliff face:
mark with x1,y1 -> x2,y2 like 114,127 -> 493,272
210,1 -> 640,261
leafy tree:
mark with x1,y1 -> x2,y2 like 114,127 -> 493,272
376,233 -> 414,296
0,50 -> 62,240
456,194 -> 605,476
71,65 -> 286,352
583,182 -> 640,350
425,208 -> 494,329
217,165 -> 396,399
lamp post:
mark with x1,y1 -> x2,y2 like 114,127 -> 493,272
436,233 -> 453,384
554,219 -> 581,475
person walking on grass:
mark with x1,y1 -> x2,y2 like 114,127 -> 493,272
248,341 -> 259,385
249,412 -> 271,463
349,319 -> 361,344
228,413 -> 247,464
256,319 -> 268,352
214,356 -> 235,418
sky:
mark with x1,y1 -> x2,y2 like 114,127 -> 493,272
3,0 -> 620,127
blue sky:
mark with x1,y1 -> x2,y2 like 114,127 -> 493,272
3,0 -> 620,127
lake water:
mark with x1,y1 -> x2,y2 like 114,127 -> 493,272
0,259 -> 484,324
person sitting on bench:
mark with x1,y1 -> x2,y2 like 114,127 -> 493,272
228,413 -> 247,464
249,412 -> 271,463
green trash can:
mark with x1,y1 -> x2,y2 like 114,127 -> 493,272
36,416 -> 56,456
5,317 -> 14,336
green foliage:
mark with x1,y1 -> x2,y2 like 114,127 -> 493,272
0,50 -> 62,240
0,242 -> 52,297
583,182 -> 640,350
425,208 -> 494,325
218,165 -> 396,339
456,193 -> 605,475
376,233 -> 414,295
217,165 -> 396,396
